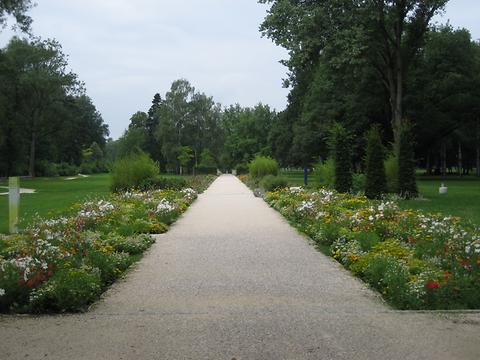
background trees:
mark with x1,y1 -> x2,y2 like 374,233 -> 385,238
258,0 -> 480,184
0,38 -> 109,177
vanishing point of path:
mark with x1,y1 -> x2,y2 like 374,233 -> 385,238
1,175 -> 479,359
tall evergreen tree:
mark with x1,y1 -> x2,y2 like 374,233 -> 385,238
364,125 -> 387,199
331,123 -> 352,193
398,123 -> 418,199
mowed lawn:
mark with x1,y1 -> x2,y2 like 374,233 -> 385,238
0,174 -> 111,234
280,170 -> 480,225
399,177 -> 480,225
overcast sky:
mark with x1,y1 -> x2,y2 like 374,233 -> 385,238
1,0 -> 479,139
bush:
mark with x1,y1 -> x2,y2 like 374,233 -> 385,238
385,153 -> 399,193
139,175 -> 187,191
235,163 -> 248,175
260,175 -> 288,192
195,166 -> 217,175
57,162 -> 79,177
111,152 -> 159,192
248,156 -> 279,180
314,158 -> 335,188
79,162 -> 96,174
352,173 -> 366,194
364,125 -> 387,199
29,268 -> 102,312
37,161 -> 59,177
330,123 -> 352,193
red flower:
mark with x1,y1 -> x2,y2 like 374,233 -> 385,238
425,280 -> 440,290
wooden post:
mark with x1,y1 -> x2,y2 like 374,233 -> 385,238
9,177 -> 20,234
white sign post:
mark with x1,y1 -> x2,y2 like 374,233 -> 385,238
9,177 -> 20,234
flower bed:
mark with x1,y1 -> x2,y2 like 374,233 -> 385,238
265,187 -> 480,310
0,178 -> 214,313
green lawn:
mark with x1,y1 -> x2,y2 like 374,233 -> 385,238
280,170 -> 480,225
0,173 -> 111,234
399,177 -> 480,225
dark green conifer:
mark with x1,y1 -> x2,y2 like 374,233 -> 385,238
331,123 -> 352,193
398,123 -> 418,199
364,125 -> 387,199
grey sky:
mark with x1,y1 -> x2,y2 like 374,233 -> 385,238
1,0 -> 479,139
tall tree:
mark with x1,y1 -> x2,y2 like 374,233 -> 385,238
0,0 -> 34,33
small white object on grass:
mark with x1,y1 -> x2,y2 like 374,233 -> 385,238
439,183 -> 448,195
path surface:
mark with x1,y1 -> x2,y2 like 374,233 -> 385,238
1,175 -> 479,359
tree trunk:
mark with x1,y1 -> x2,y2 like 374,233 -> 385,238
441,140 -> 447,177
29,130 -> 36,178
426,152 -> 432,175
458,142 -> 462,177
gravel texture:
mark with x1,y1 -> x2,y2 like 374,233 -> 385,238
1,175 -> 479,359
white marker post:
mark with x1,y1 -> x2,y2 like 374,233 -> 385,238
9,177 -> 20,234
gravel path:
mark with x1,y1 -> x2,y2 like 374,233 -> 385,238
1,175 -> 479,359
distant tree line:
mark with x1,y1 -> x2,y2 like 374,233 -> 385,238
0,4 -> 109,177
110,79 -> 278,174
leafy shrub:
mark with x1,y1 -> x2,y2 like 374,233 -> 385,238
195,166 -> 217,175
260,175 -> 288,192
57,162 -> 79,176
314,158 -> 335,188
111,152 -> 159,192
29,268 -> 102,312
85,250 -> 132,285
352,173 -> 366,194
352,231 -> 380,251
248,156 -> 279,180
104,234 -> 155,255
235,163 -> 248,175
139,175 -> 187,191
364,125 -> 386,199
37,161 -> 59,177
385,153 -> 399,193
79,162 -> 96,174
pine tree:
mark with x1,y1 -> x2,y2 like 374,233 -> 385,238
364,125 -> 387,199
331,123 -> 352,193
398,123 -> 418,199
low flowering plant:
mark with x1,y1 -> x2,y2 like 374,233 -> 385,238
0,175 -> 213,313
265,187 -> 480,310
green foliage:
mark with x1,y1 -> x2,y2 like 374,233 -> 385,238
314,158 -> 335,188
177,146 -> 194,170
248,156 -> 279,180
0,175 -> 214,313
0,38 -> 108,177
352,173 -> 366,194
398,124 -> 418,199
260,175 -> 288,192
385,153 -> 399,193
0,0 -> 34,33
364,126 -> 387,199
265,186 -> 480,309
330,123 -> 352,193
235,163 -> 248,175
103,234 -> 155,255
111,152 -> 159,192
29,268 -> 102,313
139,176 -> 187,191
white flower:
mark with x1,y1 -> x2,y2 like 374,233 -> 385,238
0,288 -> 5,296
289,186 -> 303,193
156,199 -> 175,214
